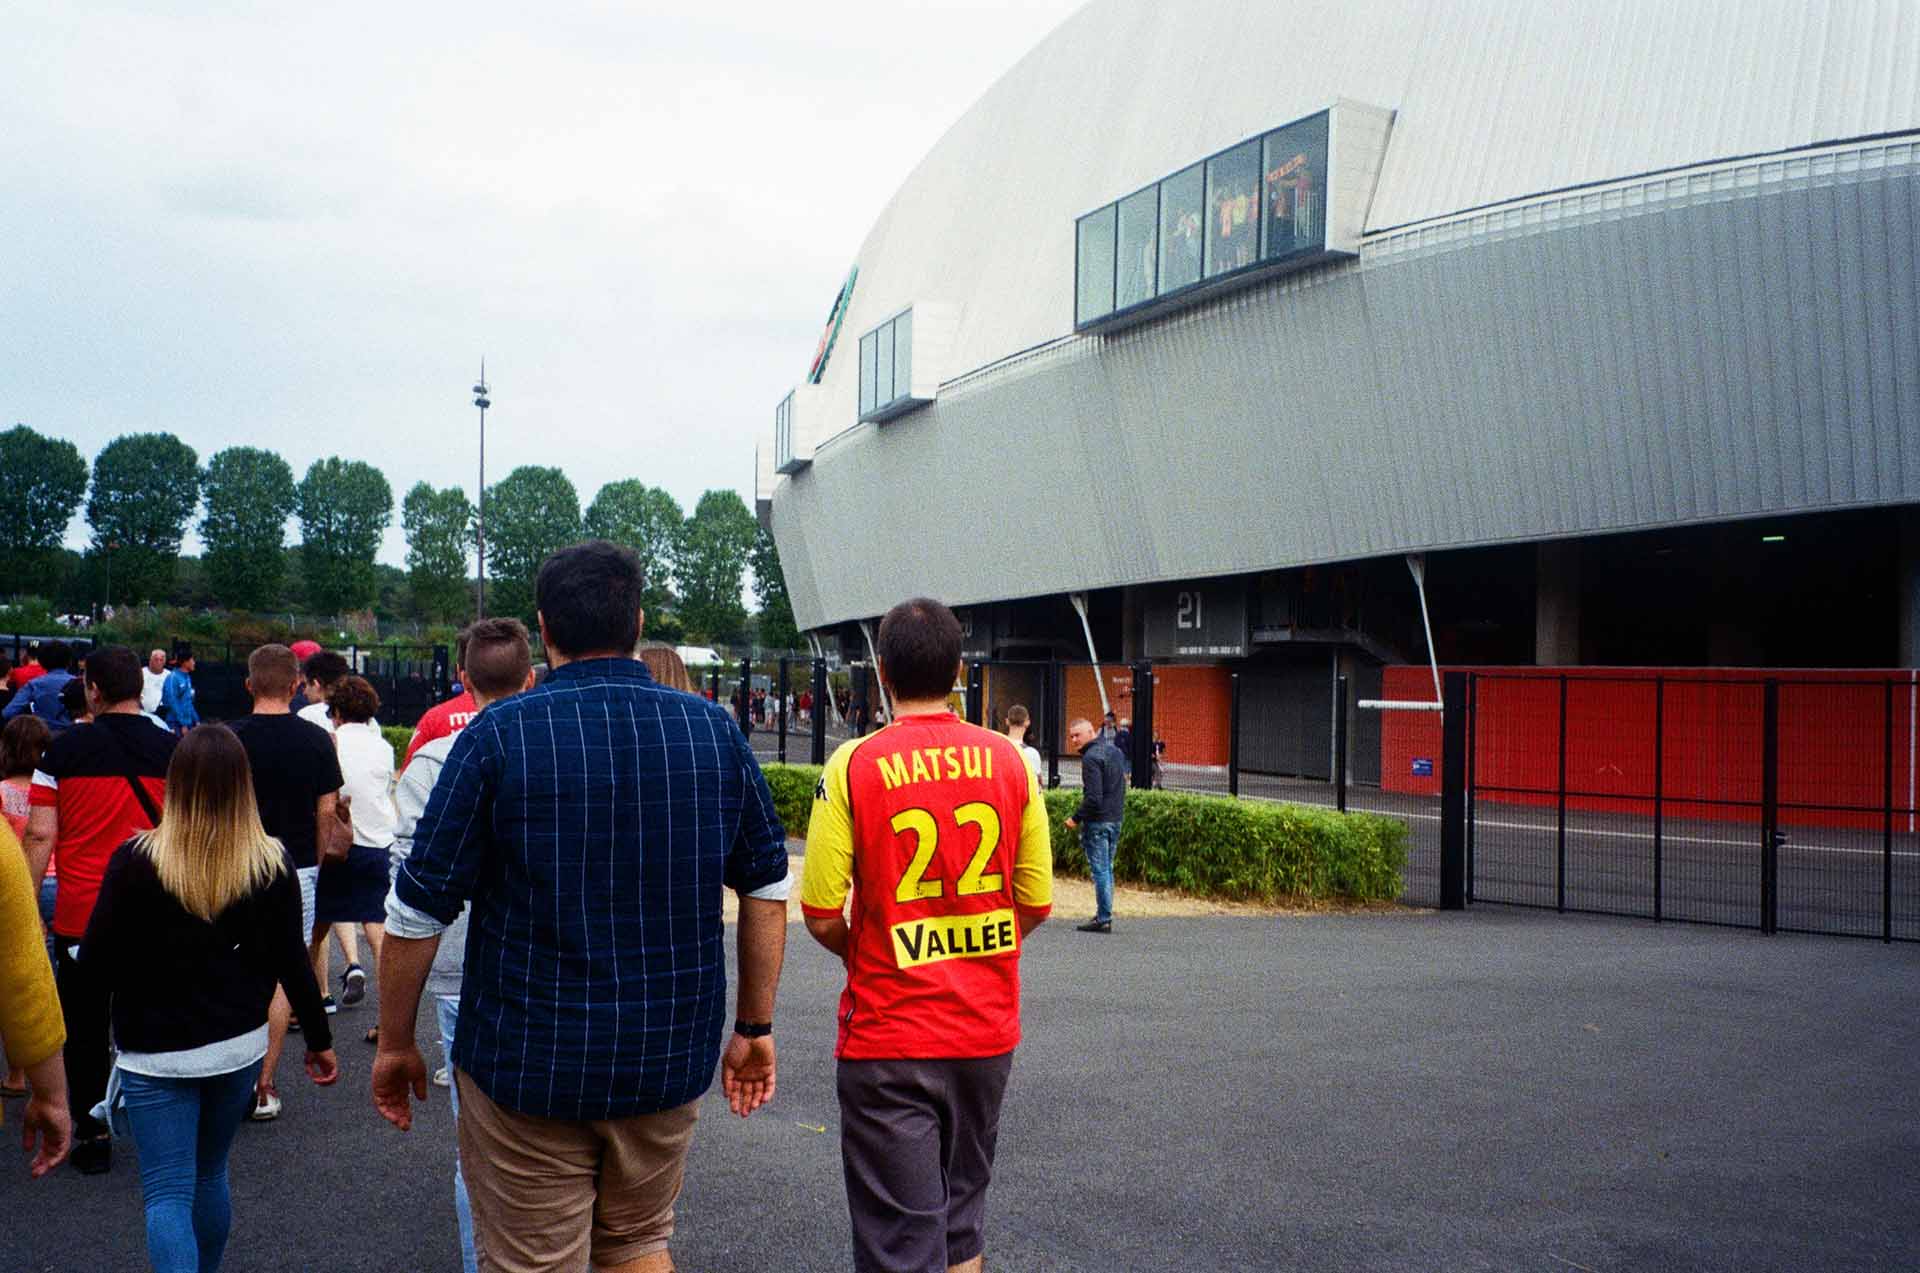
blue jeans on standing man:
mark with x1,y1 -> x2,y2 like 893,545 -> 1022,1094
437,994 -> 478,1273
119,1060 -> 265,1273
1081,820 -> 1119,924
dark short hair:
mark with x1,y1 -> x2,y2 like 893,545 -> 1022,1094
327,675 -> 381,724
461,618 -> 532,700
247,644 -> 299,699
176,645 -> 195,665
876,598 -> 963,702
303,651 -> 350,686
0,715 -> 51,778
39,641 -> 71,672
61,677 -> 89,720
84,645 -> 141,705
535,540 -> 645,658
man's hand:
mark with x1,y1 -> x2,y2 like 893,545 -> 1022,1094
20,1056 -> 71,1179
371,1045 -> 428,1131
306,1049 -> 339,1086
1063,816 -> 1077,830
720,1034 -> 776,1117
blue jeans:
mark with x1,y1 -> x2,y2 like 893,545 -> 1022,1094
38,875 -> 56,961
1082,820 -> 1119,923
437,995 -> 478,1273
119,1061 -> 264,1273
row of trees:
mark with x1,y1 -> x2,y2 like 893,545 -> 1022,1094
0,424 -> 797,646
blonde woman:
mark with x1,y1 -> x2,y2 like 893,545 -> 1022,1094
80,725 -> 337,1272
636,641 -> 697,693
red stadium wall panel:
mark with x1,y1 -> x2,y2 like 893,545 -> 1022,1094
1379,666 -> 1919,831
1061,664 -> 1232,767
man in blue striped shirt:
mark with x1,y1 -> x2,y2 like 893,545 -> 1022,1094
373,540 -> 790,1273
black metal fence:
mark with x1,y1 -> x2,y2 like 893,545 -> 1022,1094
183,641 -> 450,729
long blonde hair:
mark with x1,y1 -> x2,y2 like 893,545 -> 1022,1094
636,642 -> 696,693
136,724 -> 286,922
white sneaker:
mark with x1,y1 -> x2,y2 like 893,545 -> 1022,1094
249,1087 -> 282,1121
432,1067 -> 450,1088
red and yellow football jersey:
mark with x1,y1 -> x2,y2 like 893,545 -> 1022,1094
801,711 -> 1053,1060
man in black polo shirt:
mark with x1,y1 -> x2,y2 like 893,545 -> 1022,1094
229,644 -> 344,1122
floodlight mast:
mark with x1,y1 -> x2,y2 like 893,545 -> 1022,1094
473,360 -> 490,620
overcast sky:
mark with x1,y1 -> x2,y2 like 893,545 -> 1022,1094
2,0 -> 1086,566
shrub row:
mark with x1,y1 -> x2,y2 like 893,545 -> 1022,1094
759,763 -> 1407,905
381,725 -> 413,770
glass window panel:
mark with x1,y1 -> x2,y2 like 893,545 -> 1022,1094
875,318 -> 895,408
1264,112 -> 1330,261
1075,206 -> 1117,325
1204,140 -> 1262,278
859,330 -> 877,417
893,309 -> 913,400
1116,186 -> 1158,310
1157,164 -> 1204,294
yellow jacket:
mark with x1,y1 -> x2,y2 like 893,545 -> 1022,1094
0,817 -> 64,1122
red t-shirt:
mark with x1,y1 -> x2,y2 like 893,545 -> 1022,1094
800,713 -> 1054,1060
8,661 -> 44,690
31,715 -> 175,937
404,690 -> 477,766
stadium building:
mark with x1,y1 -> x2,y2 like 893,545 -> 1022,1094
759,0 -> 1920,779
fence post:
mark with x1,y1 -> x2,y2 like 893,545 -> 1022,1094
1129,661 -> 1154,791
738,658 -> 752,733
810,659 -> 828,765
965,663 -> 983,726
1333,673 -> 1348,814
777,657 -> 790,764
1228,671 -> 1241,798
1653,676 -> 1665,923
1440,671 -> 1468,911
1464,673 -> 1475,901
1761,679 -> 1779,936
1886,679 -> 1896,944
1045,659 -> 1061,790
1556,674 -> 1569,914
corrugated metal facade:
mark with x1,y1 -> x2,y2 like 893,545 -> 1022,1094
771,0 -> 1920,630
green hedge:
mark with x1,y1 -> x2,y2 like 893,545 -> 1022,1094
759,763 -> 1406,904
381,725 -> 412,770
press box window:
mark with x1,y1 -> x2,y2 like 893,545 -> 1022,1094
856,308 -> 928,424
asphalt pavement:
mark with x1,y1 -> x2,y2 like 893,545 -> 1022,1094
7,905 -> 1918,1272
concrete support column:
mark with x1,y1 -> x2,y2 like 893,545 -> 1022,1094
1534,540 -> 1582,667
1899,507 -> 1920,669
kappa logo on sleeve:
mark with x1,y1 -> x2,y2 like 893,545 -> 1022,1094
815,777 -> 828,802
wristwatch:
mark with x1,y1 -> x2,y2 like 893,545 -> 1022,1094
733,1019 -> 773,1039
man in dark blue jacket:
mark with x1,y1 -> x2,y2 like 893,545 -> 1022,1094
1064,716 -> 1127,933
1,641 -> 76,730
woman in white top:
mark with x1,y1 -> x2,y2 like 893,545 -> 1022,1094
312,675 -> 396,1043
1005,703 -> 1045,785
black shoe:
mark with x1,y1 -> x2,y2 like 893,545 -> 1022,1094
71,1136 -> 112,1176
1075,920 -> 1112,933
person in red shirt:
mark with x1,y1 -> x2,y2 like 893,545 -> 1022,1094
801,598 -> 1052,1273
403,631 -> 479,767
22,646 -> 177,1175
9,649 -> 46,691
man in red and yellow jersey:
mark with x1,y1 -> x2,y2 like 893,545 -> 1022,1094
802,597 -> 1052,1273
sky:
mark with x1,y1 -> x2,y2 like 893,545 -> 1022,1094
2,0 -> 1087,567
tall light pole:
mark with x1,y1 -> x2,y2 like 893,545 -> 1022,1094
473,361 -> 490,619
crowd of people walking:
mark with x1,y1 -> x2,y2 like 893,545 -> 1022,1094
1,541 -> 1070,1273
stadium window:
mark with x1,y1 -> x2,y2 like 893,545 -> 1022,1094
1263,112 -> 1328,260
856,308 -> 924,423
1116,185 -> 1158,310
1157,163 -> 1204,294
1204,140 -> 1262,278
875,313 -> 895,406
1075,205 -> 1117,326
859,329 -> 878,418
892,309 -> 912,400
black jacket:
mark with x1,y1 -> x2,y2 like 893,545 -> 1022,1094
81,840 -> 333,1054
1075,736 -> 1128,824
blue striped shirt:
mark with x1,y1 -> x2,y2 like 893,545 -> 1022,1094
392,657 -> 788,1120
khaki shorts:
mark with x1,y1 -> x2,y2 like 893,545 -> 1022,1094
454,1070 -> 699,1272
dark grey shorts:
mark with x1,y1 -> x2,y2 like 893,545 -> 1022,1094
837,1052 -> 1015,1273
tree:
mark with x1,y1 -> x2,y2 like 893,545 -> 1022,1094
675,489 -> 757,644
200,446 -> 297,609
750,524 -> 800,649
485,466 -> 580,623
86,433 -> 201,605
0,425 -> 88,596
403,482 -> 475,622
582,480 -> 683,619
296,458 -> 393,615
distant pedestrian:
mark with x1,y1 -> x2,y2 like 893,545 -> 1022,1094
140,650 -> 169,717
3,641 -> 76,730
21,646 -> 177,1174
298,650 -> 373,998
0,817 -> 70,1179
317,675 -> 395,1037
801,597 -> 1053,1273
81,725 -> 336,1271
1064,716 -> 1126,934
160,650 -> 199,734
1004,703 -> 1044,784
228,645 -> 347,1122
385,617 -> 535,1273
8,646 -> 45,691
376,540 -> 791,1273
297,651 -> 352,734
